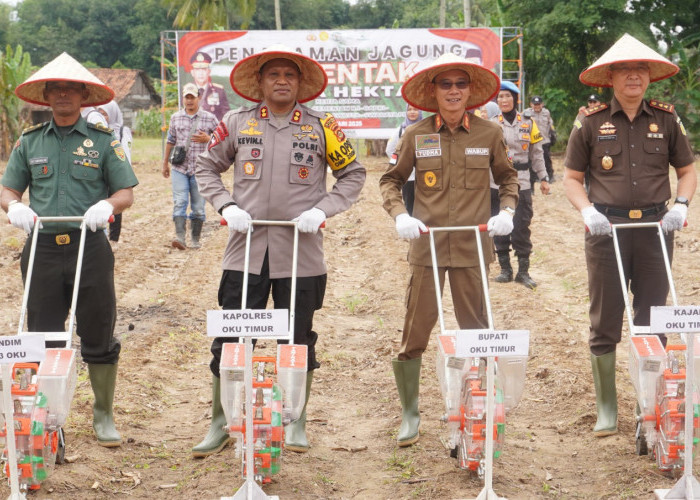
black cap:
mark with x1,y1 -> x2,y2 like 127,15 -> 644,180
190,51 -> 212,68
531,95 -> 542,104
588,93 -> 600,102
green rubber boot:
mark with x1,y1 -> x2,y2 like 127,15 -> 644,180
88,363 -> 122,447
392,357 -> 421,447
172,216 -> 186,250
285,371 -> 313,453
591,351 -> 618,437
190,219 -> 203,249
192,375 -> 232,458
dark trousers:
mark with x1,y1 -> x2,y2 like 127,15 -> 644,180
491,188 -> 533,257
20,230 -> 119,364
585,219 -> 673,355
542,144 -> 553,180
109,213 -> 122,242
210,252 -> 327,377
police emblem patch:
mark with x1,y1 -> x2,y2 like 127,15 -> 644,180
424,171 -> 437,187
294,152 -> 304,162
649,123 -> 659,133
243,162 -> 255,175
251,148 -> 261,158
83,138 -> 94,148
298,167 -> 309,179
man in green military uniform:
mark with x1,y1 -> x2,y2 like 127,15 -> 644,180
0,52 -> 139,447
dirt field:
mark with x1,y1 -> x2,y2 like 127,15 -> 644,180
1,138 -> 699,499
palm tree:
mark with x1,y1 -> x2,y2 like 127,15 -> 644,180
164,0 -> 256,30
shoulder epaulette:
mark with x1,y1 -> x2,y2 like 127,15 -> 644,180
21,122 -> 49,135
231,103 -> 257,115
306,106 -> 327,119
649,100 -> 675,113
583,103 -> 608,116
87,122 -> 114,134
212,82 -> 224,89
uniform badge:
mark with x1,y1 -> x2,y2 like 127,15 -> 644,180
308,133 -> 319,141
114,146 -> 126,162
424,171 -> 437,187
209,121 -> 229,150
240,118 -> 263,136
88,150 -> 99,159
678,116 -> 687,136
306,154 -> 314,164
291,110 -> 302,123
55,234 -> 70,245
293,133 -> 307,140
207,93 -> 220,106
260,106 -> 269,119
521,133 -> 530,141
598,122 -> 616,135
42,166 -> 48,175
243,162 -> 255,175
301,125 -> 313,133
298,167 -> 309,179
83,138 -> 94,148
251,148 -> 261,158
415,134 -> 441,158
294,152 -> 304,162
602,155 -> 613,170
649,123 -> 659,133
521,143 -> 529,151
73,146 -> 87,157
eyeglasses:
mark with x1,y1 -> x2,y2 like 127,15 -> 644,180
434,79 -> 470,90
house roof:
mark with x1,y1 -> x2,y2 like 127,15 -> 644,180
87,68 -> 159,103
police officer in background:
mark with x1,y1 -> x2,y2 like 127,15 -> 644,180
563,33 -> 697,437
194,45 -> 365,457
0,52 -> 138,448
190,51 -> 231,121
491,81 -> 550,290
525,95 -> 556,182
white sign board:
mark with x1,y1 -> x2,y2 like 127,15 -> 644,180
207,310 -> 290,340
650,305 -> 700,333
452,329 -> 530,358
0,334 -> 45,364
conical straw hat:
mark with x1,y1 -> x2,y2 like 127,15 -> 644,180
579,33 -> 679,87
15,52 -> 114,107
401,53 -> 500,112
230,44 -> 327,103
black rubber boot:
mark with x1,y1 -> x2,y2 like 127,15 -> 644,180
190,219 -> 203,249
494,251 -> 513,283
514,255 -> 537,289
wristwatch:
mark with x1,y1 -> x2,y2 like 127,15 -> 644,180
675,196 -> 690,206
218,201 -> 236,215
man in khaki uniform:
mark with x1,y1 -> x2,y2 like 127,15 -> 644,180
563,34 -> 696,437
380,53 -> 518,447
194,45 -> 365,457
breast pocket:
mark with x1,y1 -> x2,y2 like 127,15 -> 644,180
593,141 -> 622,173
643,140 -> 669,170
29,162 -> 54,205
464,154 -> 490,189
70,161 -> 104,203
236,146 -> 263,181
289,147 -> 322,185
416,158 -> 442,191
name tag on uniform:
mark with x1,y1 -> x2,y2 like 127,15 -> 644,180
465,148 -> 489,155
415,134 -> 441,158
647,133 -> 664,139
29,157 -> 48,165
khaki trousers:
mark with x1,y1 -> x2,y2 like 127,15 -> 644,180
399,264 -> 488,360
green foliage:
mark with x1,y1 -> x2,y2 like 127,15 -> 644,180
252,0 -> 349,29
0,45 -> 33,160
133,107 -> 175,138
163,0 -> 257,30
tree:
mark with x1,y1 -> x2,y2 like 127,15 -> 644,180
0,45 -> 33,160
163,0 -> 257,30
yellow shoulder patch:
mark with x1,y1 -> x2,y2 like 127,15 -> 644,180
649,99 -> 675,113
321,113 -> 356,170
22,122 -> 48,135
88,122 -> 114,134
583,103 -> 608,116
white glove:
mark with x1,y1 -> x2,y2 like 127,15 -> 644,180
487,210 -> 514,237
395,213 -> 427,240
581,205 -> 611,236
7,202 -> 38,233
83,200 -> 114,232
661,203 -> 688,234
222,204 -> 252,233
294,207 -> 326,234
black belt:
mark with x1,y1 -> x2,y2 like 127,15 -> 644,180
593,203 -> 666,219
513,162 -> 529,171
35,229 -> 100,246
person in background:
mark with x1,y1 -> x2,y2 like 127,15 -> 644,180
0,52 -> 138,448
385,104 -> 423,215
578,93 -> 601,115
525,95 -> 556,182
190,51 -> 230,121
194,45 -> 365,457
162,83 -> 218,250
563,33 -> 696,437
491,81 -> 550,290
379,53 -> 518,448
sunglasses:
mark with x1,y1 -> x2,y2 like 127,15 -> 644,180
434,79 -> 470,90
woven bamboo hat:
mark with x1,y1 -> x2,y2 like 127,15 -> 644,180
579,33 -> 679,87
15,52 -> 114,107
230,44 -> 327,103
401,52 -> 500,112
